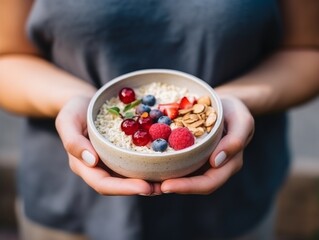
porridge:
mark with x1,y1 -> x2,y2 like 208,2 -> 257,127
94,82 -> 217,153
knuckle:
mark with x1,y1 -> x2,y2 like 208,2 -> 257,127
63,139 -> 77,154
63,139 -> 78,157
230,136 -> 245,151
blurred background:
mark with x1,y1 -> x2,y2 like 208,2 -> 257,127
0,97 -> 318,240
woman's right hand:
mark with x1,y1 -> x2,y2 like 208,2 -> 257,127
55,95 -> 161,196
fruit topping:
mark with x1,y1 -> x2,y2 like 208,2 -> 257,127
179,96 -> 194,110
132,129 -> 151,146
158,103 -> 179,112
165,107 -> 179,120
142,94 -> 156,106
152,138 -> 168,152
149,123 -> 172,141
137,115 -> 153,131
119,87 -> 136,104
168,127 -> 195,150
121,119 -> 139,135
149,109 -> 163,121
157,116 -> 172,125
158,103 -> 179,120
136,104 -> 151,115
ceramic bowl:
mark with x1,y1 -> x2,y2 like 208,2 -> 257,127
87,69 -> 224,181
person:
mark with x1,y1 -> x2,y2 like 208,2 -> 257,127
0,0 -> 318,239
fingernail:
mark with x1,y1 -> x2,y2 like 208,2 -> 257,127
138,193 -> 149,196
215,151 -> 227,167
139,193 -> 161,197
81,150 -> 96,166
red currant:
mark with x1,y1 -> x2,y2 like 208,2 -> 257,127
119,87 -> 136,104
121,119 -> 139,135
137,116 -> 153,131
132,129 -> 151,146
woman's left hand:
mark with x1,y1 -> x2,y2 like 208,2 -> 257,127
160,95 -> 254,195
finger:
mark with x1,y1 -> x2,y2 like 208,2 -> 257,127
56,97 -> 99,167
69,155 -> 155,196
161,152 -> 243,195
150,183 -> 163,196
210,97 -> 254,168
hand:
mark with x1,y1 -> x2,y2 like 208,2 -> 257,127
160,95 -> 254,195
55,96 -> 161,196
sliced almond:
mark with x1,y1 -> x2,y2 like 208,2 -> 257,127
183,118 -> 197,124
197,96 -> 211,106
179,108 -> 193,115
175,121 -> 184,127
205,106 -> 215,116
182,113 -> 191,120
205,112 -> 217,127
194,127 -> 205,137
174,117 -> 183,122
174,117 -> 184,126
193,104 -> 206,114
200,113 -> 206,120
206,126 -> 213,133
189,114 -> 199,120
189,119 -> 205,128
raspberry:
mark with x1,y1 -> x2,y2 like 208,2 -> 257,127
168,127 -> 195,150
149,123 -> 172,141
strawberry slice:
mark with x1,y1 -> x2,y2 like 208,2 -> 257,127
158,103 -> 179,120
164,107 -> 179,119
179,97 -> 193,109
158,103 -> 179,112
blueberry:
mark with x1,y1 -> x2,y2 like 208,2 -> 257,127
149,109 -> 163,121
136,104 -> 151,115
157,116 -> 172,125
142,95 -> 156,106
152,138 -> 168,152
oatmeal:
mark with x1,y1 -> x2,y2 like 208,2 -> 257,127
94,82 -> 217,153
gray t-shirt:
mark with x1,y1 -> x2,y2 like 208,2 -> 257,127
20,0 -> 288,239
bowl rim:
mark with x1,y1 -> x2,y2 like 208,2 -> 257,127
87,69 -> 223,157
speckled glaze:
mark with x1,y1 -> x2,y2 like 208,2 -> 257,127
87,69 -> 224,181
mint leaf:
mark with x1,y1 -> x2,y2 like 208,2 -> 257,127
123,99 -> 141,112
124,112 -> 135,119
107,107 -> 120,116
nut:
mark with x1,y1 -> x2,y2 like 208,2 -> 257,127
172,96 -> 217,138
205,112 -> 217,127
205,106 -> 215,116
197,96 -> 211,106
179,108 -> 193,115
193,104 -> 206,114
190,127 -> 205,137
189,119 -> 205,128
